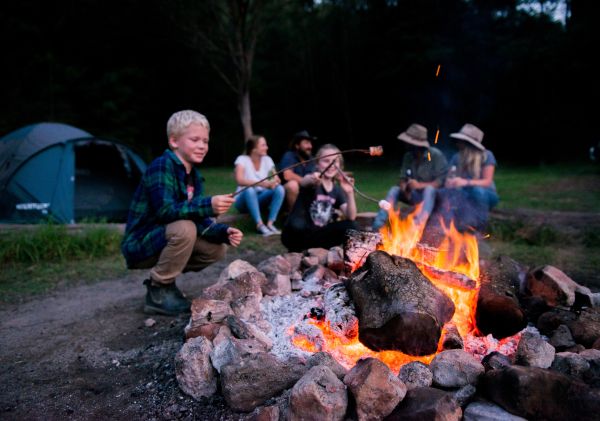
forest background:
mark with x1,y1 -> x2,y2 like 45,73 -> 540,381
0,0 -> 597,166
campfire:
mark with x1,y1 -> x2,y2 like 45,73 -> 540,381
174,208 -> 600,420
289,207 -> 522,374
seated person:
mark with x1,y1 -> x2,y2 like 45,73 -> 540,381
233,135 -> 285,236
441,123 -> 499,231
278,130 -> 317,211
281,144 -> 358,252
121,110 -> 243,316
373,123 -> 448,230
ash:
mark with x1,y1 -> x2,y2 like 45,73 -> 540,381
261,293 -> 322,360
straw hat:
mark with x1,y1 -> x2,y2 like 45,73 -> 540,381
397,123 -> 430,148
450,124 -> 485,151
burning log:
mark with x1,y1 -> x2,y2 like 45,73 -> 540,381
476,255 -> 527,339
420,264 -> 476,291
441,323 -> 464,351
346,250 -> 455,356
343,229 -> 382,274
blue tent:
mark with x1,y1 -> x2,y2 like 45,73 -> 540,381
0,122 -> 146,223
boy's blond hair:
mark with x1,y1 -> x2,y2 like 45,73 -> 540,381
166,110 -> 210,138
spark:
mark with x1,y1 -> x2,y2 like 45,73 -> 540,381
436,64 -> 441,77
428,151 -> 431,161
435,129 -> 440,144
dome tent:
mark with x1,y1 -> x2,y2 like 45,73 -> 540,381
0,122 -> 146,223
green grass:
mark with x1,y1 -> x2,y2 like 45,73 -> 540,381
1,162 -> 598,302
203,162 -> 600,213
0,256 -> 128,303
494,163 -> 600,211
0,225 -> 128,303
0,224 -> 122,263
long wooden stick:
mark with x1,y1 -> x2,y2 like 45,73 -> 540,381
333,164 -> 380,204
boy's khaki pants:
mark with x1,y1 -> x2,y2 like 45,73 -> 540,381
133,220 -> 227,285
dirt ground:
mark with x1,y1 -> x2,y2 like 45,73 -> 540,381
0,245 -> 285,421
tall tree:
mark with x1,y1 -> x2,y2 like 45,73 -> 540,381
170,0 -> 276,141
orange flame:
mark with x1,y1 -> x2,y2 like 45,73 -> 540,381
380,210 -> 480,336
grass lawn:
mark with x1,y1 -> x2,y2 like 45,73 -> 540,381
1,162 -> 599,302
493,163 -> 600,212
201,162 -> 600,213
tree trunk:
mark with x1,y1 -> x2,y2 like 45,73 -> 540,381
239,89 -> 253,141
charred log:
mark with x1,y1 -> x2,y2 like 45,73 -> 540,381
441,323 -> 464,351
346,250 -> 455,356
476,255 -> 527,339
420,265 -> 476,291
343,229 -> 382,274
323,283 -> 358,340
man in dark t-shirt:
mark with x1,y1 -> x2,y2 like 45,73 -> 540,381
278,130 -> 316,210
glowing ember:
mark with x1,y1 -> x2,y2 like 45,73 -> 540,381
436,64 -> 441,77
435,128 -> 440,144
290,319 -> 433,375
427,151 -> 431,161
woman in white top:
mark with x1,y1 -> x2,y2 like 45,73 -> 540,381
234,135 -> 285,236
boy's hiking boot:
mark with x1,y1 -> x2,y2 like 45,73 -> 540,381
143,279 -> 191,316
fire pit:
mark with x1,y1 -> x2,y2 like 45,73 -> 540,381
174,209 -> 600,420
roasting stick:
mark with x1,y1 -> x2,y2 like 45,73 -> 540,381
201,146 -> 384,236
333,163 -> 381,205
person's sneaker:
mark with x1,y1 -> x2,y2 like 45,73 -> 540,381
257,224 -> 275,237
143,279 -> 191,316
266,223 -> 281,235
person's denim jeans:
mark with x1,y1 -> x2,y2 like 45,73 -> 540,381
234,185 -> 285,225
433,186 -> 499,233
462,186 -> 499,209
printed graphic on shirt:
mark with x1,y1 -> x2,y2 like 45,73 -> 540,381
310,194 -> 336,227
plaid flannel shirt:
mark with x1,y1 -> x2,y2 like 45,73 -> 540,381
121,149 -> 229,267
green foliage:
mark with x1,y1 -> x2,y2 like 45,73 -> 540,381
2,0 -> 595,162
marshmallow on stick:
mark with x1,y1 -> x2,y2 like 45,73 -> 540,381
379,200 -> 392,211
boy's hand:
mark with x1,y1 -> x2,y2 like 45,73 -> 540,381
211,194 -> 234,215
227,227 -> 243,247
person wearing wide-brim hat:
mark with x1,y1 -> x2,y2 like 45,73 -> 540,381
372,123 -> 448,230
443,123 -> 499,230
